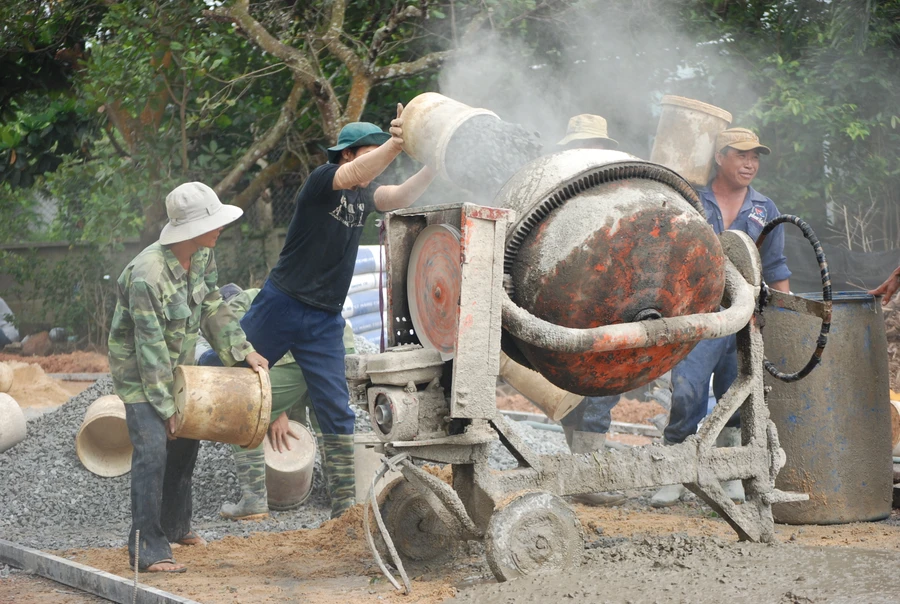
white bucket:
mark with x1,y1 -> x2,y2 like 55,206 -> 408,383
263,420 -> 316,510
0,393 -> 26,453
75,395 -> 133,477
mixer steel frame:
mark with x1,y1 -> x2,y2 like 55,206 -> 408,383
348,202 -> 809,587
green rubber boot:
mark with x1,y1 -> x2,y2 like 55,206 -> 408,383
220,447 -> 269,520
322,433 -> 356,519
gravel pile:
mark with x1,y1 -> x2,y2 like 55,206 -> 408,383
0,377 -> 333,550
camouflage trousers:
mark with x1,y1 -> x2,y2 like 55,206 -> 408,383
231,362 -> 356,518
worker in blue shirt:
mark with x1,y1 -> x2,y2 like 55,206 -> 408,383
651,127 -> 791,508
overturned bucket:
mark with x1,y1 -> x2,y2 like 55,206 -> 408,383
75,395 -> 132,477
0,393 -> 26,453
172,365 -> 271,449
650,95 -> 733,187
0,363 -> 13,393
263,420 -> 316,511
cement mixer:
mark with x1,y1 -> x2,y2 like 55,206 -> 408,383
346,93 -> 833,591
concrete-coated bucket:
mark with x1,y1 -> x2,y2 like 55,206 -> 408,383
263,420 -> 316,511
890,398 -> 900,456
765,292 -> 892,524
400,92 -> 498,181
75,395 -> 132,477
0,363 -> 13,393
650,95 -> 732,187
498,352 -> 583,421
172,365 -> 271,449
0,393 -> 26,453
354,433 -> 401,502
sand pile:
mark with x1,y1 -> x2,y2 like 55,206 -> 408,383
2,360 -> 72,409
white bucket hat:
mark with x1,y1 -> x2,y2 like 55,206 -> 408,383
158,182 -> 243,245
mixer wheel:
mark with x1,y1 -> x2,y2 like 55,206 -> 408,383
376,477 -> 456,563
485,491 -> 584,582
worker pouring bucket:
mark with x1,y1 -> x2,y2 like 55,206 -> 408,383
75,395 -> 133,477
263,420 -> 316,511
172,365 -> 272,449
650,95 -> 733,188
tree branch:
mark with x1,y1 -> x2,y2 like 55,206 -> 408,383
214,76 -> 306,198
369,4 -> 424,65
230,150 -> 305,210
373,50 -> 454,82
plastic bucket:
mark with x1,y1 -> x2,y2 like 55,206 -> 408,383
400,92 -> 498,181
75,395 -> 132,477
172,366 -> 272,449
765,292 -> 892,524
0,393 -> 26,453
263,420 -> 316,510
649,95 -> 733,187
0,363 -> 13,393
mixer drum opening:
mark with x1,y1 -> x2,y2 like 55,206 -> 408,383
506,174 -> 726,396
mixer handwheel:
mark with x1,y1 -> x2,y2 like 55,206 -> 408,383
375,477 -> 456,563
485,491 -> 584,582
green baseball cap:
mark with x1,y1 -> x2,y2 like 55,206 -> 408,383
327,122 -> 391,163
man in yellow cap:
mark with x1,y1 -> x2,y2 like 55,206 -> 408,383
555,114 -> 625,506
651,127 -> 791,508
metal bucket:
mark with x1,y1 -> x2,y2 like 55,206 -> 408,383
649,95 -> 732,187
263,420 -> 316,510
400,92 -> 498,181
764,292 -> 892,524
172,366 -> 272,449
75,395 -> 132,477
0,363 -> 13,393
0,393 -> 26,454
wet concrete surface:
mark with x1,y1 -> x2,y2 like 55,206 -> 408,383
449,534 -> 900,603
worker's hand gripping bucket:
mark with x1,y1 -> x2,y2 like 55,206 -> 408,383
172,366 -> 272,448
75,395 -> 132,476
650,95 -> 733,187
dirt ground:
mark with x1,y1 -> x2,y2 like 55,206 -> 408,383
2,501 -> 895,604
0,351 -> 109,374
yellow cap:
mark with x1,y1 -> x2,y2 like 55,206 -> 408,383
716,127 -> 770,155
557,114 -> 618,148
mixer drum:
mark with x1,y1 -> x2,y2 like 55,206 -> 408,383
499,151 -> 726,396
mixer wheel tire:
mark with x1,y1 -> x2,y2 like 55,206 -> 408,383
485,491 -> 584,582
375,477 -> 456,563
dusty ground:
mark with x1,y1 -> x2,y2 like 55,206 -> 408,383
3,500 -> 896,604
0,351 -> 109,374
2,361 -> 73,409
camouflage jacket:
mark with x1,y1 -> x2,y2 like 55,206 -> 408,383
108,243 -> 255,420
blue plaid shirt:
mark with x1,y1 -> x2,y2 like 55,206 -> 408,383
698,185 -> 791,284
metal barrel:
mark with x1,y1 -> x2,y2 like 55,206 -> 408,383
764,291 -> 892,524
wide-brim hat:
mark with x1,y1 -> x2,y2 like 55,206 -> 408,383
159,182 -> 243,245
716,127 -> 771,155
557,114 -> 619,148
327,122 -> 391,163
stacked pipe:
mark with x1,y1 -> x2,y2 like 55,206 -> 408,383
344,245 -> 388,347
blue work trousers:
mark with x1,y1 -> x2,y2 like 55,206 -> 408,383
663,335 -> 740,444
560,394 -> 620,434
200,280 -> 356,436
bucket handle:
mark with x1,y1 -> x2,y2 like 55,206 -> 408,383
755,214 -> 832,382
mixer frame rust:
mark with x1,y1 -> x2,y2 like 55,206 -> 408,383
346,202 -> 810,583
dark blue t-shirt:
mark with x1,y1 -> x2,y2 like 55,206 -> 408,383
268,163 -> 377,312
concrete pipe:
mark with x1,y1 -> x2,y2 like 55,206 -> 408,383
400,92 -> 498,181
0,363 -> 13,393
0,393 -> 26,453
498,352 -> 583,421
172,366 -> 272,449
649,95 -> 733,188
263,420 -> 316,511
75,395 -> 132,477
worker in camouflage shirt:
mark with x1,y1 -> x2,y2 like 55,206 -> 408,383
108,182 -> 268,574
197,285 -> 357,520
